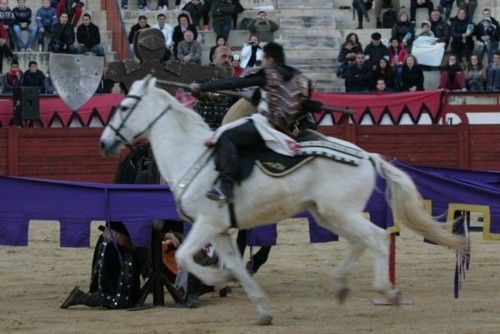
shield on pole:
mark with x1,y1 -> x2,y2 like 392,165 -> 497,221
49,53 -> 104,110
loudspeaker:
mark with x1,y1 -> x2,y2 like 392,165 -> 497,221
13,86 -> 40,121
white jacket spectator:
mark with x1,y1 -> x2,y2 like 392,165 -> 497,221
153,13 -> 173,49
239,35 -> 263,70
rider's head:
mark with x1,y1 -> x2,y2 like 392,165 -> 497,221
262,42 -> 285,67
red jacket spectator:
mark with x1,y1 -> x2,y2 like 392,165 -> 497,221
439,54 -> 466,91
388,37 -> 408,67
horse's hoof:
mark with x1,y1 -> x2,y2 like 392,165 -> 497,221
336,287 -> 350,304
257,314 -> 273,326
386,289 -> 401,305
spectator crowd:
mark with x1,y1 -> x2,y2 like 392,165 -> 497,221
342,0 -> 500,92
1,0 -> 499,96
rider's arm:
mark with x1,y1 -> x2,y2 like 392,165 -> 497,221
198,71 -> 266,92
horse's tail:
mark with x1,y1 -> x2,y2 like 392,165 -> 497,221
369,154 -> 466,252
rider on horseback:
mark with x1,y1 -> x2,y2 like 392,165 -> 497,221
190,42 -> 321,203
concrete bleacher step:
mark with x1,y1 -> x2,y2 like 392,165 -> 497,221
277,0 -> 333,10
278,9 -> 335,30
287,58 -> 338,73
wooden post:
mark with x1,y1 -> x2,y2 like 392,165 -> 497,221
389,232 -> 396,289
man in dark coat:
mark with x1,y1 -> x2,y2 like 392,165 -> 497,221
76,13 -> 104,56
49,12 -> 77,53
22,60 -> 45,92
364,32 -> 389,68
182,0 -> 204,26
127,15 -> 149,59
476,9 -> 500,65
430,10 -> 450,48
450,8 -> 474,65
345,52 -> 372,92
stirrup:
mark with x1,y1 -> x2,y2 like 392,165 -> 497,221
206,185 -> 233,203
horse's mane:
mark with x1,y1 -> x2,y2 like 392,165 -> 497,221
153,86 -> 211,134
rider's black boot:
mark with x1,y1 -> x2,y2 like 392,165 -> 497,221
206,178 -> 234,203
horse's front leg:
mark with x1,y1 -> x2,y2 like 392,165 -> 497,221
175,219 -> 231,287
213,234 -> 273,325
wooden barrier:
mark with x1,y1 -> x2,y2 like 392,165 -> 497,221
0,124 -> 499,182
0,128 -> 123,182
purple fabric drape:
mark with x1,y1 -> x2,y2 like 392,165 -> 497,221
1,161 -> 499,248
0,176 -> 178,247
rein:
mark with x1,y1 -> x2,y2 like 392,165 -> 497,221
108,94 -> 171,148
173,148 -> 214,223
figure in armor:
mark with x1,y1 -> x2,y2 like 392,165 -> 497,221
192,45 -> 238,130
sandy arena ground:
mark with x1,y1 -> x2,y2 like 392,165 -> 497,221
1,219 -> 499,334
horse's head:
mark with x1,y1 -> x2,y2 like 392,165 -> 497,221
100,75 -> 165,157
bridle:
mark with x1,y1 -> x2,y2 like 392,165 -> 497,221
108,93 -> 171,147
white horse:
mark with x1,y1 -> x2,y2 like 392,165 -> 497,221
100,76 -> 465,325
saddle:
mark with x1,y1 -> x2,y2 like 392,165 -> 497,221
237,130 -> 365,180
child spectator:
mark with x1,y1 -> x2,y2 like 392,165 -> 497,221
13,0 -> 37,51
76,13 -> 104,56
36,0 -> 57,51
232,54 -> 242,76
401,55 -> 424,91
412,21 -> 446,68
464,54 -> 486,91
2,59 -> 22,94
22,60 -> 45,92
439,54 -> 466,91
375,78 -> 390,92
